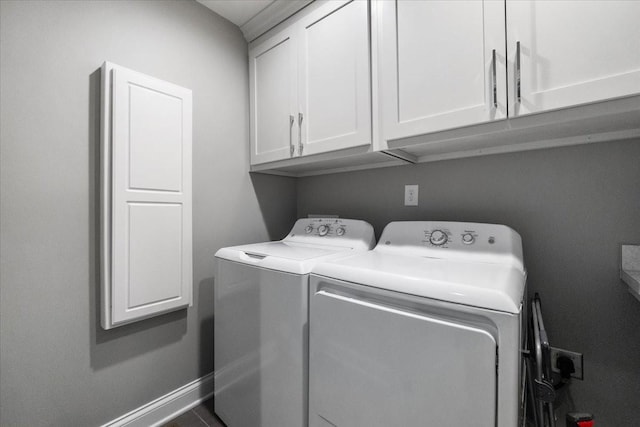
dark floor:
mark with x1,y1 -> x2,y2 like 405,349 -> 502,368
161,397 -> 226,427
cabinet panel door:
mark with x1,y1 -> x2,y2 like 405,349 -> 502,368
507,0 -> 640,116
380,0 -> 507,142
102,63 -> 193,329
250,29 -> 298,165
298,0 -> 371,156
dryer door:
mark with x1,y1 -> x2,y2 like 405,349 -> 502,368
309,280 -> 497,427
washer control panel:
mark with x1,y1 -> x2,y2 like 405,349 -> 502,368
297,219 -> 348,238
285,218 -> 376,250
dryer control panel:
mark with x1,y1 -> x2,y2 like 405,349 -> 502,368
424,226 -> 481,248
378,221 -> 524,272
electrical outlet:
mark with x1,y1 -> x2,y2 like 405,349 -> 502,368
550,347 -> 583,380
404,185 -> 418,206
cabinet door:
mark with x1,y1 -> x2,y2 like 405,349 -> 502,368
379,0 -> 507,142
249,28 -> 298,165
297,0 -> 371,156
507,0 -> 640,117
102,63 -> 193,329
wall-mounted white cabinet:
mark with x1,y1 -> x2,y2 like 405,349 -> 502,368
506,0 -> 640,117
249,0 -> 371,165
249,28 -> 298,165
378,0 -> 507,141
249,0 -> 640,176
378,0 -> 640,145
101,62 -> 193,329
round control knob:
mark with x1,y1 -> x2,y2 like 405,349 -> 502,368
429,230 -> 447,246
336,227 -> 346,236
305,225 -> 313,234
462,233 -> 475,245
318,224 -> 329,236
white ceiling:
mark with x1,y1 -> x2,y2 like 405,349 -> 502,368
196,0 -> 275,27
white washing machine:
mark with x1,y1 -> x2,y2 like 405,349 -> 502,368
214,218 -> 375,427
308,221 -> 527,427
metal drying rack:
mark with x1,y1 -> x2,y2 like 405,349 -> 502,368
528,294 -> 557,427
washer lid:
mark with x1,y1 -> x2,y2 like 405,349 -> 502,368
214,218 -> 376,275
312,251 -> 526,313
218,241 -> 340,261
216,241 -> 359,275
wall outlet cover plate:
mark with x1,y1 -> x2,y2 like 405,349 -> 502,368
404,184 -> 418,206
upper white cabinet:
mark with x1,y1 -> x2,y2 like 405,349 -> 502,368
297,0 -> 371,156
250,0 -> 640,176
250,28 -> 298,165
378,0 -> 507,141
377,0 -> 640,147
101,62 -> 193,329
506,0 -> 640,117
249,0 -> 371,165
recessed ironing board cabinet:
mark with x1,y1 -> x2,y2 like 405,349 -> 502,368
100,62 -> 193,329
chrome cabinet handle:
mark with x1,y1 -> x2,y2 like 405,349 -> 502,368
516,41 -> 521,104
491,49 -> 497,109
298,112 -> 304,156
289,114 -> 295,157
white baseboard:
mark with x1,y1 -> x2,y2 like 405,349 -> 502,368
102,373 -> 214,427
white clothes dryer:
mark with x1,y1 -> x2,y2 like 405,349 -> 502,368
214,218 -> 375,427
308,221 -> 527,427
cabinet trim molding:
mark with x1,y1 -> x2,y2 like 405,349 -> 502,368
241,0 -> 313,42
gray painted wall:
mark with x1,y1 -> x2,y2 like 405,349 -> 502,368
298,138 -> 640,426
0,1 -> 296,425
2,1 -> 638,426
